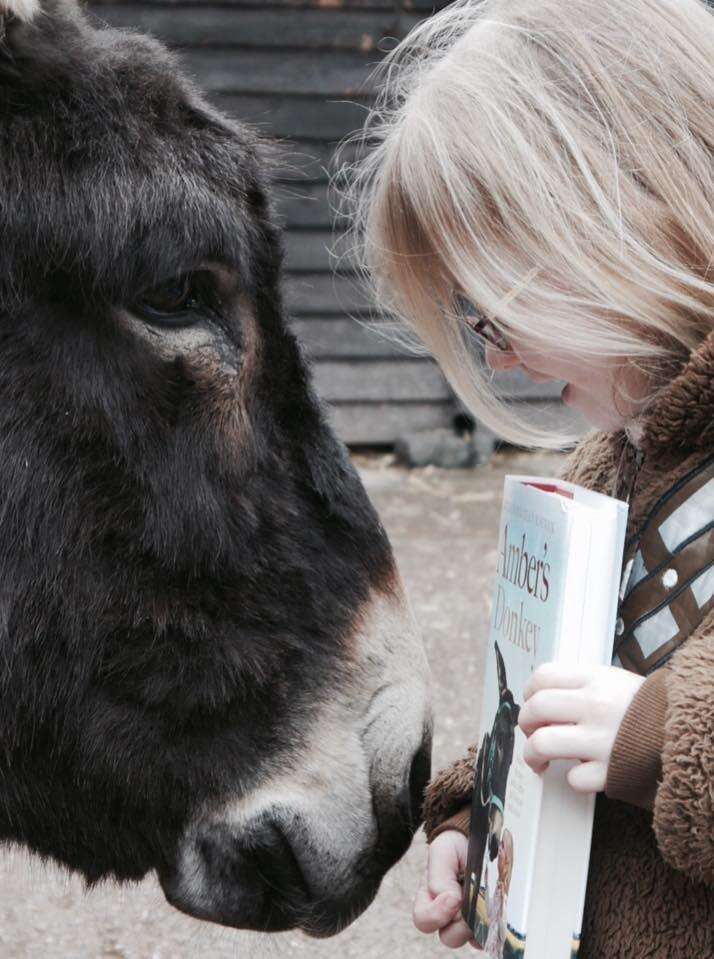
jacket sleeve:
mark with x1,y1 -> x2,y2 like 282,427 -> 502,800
648,612 -> 714,885
422,743 -> 476,842
606,612 -> 714,885
605,667 -> 668,810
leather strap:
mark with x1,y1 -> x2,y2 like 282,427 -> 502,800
615,454 -> 714,675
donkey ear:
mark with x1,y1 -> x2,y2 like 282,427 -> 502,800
494,641 -> 508,699
0,1 -> 41,22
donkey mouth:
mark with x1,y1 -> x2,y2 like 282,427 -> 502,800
158,724 -> 431,935
158,818 -> 387,937
300,886 -> 382,939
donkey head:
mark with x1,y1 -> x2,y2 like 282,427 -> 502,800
0,0 -> 431,936
485,643 -> 519,860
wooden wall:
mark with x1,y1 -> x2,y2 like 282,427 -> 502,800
87,0 -> 563,446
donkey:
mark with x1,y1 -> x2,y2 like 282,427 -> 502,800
0,0 -> 432,937
464,642 -> 520,931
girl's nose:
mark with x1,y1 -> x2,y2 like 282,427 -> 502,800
485,344 -> 521,372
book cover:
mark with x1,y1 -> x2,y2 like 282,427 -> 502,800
461,477 -> 626,958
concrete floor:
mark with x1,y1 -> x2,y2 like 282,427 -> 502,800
0,450 -> 565,959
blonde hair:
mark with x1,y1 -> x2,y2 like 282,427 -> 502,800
340,0 -> 714,447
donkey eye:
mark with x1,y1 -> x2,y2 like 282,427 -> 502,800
134,272 -> 221,327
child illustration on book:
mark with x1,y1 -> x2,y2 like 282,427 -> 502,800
464,643 -> 520,933
484,829 -> 514,959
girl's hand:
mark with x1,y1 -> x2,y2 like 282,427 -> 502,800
518,663 -> 645,793
413,830 -> 478,949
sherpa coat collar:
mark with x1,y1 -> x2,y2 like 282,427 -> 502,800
640,331 -> 714,458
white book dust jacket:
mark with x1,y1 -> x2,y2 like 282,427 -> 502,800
463,476 -> 627,959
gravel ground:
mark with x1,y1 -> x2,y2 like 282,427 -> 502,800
0,450 -> 566,959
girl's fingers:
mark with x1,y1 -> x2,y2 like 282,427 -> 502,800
414,832 -> 470,935
413,884 -> 462,934
412,878 -> 436,933
567,760 -> 606,794
523,664 -> 590,700
427,832 -> 469,900
518,688 -> 586,735
523,725 -> 606,771
439,915 -> 475,949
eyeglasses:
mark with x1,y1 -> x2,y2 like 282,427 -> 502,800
457,268 -> 540,354
464,311 -> 511,352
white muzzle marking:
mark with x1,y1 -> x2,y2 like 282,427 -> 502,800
171,585 -> 432,912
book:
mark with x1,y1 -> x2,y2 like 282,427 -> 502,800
462,475 -> 628,958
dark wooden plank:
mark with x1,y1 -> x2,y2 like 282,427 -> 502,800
215,137 -> 361,186
404,0 -> 453,10
285,230 -> 354,273
91,2 -> 403,10
89,6 -> 418,51
332,398 -> 576,446
178,48 -> 378,97
291,317 -> 410,357
313,360 -> 564,404
284,274 -> 372,314
276,188 -> 363,233
328,401 -> 456,445
275,182 -> 335,228
272,139 -> 364,183
313,359 -> 451,402
214,94 -> 370,142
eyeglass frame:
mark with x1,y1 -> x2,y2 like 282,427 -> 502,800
458,267 -> 540,354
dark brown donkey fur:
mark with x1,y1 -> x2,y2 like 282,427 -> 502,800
0,0 -> 431,936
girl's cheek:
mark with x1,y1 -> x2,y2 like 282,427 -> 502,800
485,345 -> 521,372
521,367 -> 557,383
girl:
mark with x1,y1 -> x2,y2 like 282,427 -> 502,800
344,1 -> 714,955
483,830 -> 513,958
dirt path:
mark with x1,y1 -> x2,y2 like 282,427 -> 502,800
0,451 -> 564,959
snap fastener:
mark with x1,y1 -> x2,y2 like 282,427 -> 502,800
662,568 -> 678,589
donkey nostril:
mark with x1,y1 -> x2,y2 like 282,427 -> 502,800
170,818 -> 312,932
404,738 -> 432,829
245,819 -> 311,902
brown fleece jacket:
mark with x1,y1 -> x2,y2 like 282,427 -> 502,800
423,333 -> 714,958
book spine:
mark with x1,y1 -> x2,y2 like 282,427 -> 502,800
537,504 -> 625,957
527,506 -> 590,958
566,503 -> 627,945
